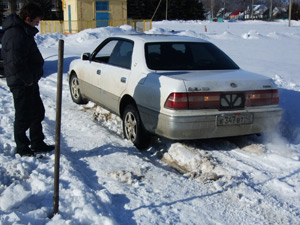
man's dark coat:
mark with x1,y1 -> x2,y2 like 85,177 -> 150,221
1,14 -> 44,87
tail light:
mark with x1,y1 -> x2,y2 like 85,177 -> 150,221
245,90 -> 279,106
164,89 -> 279,110
164,92 -> 221,109
164,93 -> 188,109
188,93 -> 220,109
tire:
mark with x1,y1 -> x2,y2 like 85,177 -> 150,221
69,73 -> 88,104
122,104 -> 151,150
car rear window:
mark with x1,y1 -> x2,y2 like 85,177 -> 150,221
145,42 -> 239,70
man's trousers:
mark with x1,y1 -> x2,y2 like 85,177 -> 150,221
10,83 -> 45,151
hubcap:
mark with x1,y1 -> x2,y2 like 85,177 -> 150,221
71,77 -> 80,99
124,112 -> 137,142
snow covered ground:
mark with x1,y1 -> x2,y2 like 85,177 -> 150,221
0,20 -> 300,224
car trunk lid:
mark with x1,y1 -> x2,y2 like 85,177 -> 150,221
158,69 -> 275,92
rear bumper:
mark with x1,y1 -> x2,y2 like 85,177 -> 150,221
138,105 -> 282,140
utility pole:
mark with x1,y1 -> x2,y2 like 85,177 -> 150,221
269,0 -> 273,20
289,0 -> 292,27
211,0 -> 214,19
166,0 -> 168,20
251,0 -> 254,20
223,0 -> 226,19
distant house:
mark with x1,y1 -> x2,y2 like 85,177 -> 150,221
272,7 -> 288,19
229,10 -> 244,20
216,8 -> 225,18
224,12 -> 232,19
245,4 -> 268,19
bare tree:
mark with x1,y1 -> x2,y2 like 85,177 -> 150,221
201,0 -> 295,12
201,0 -> 251,14
192,0 -> 297,18
201,0 -> 221,17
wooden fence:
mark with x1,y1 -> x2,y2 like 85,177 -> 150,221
40,19 -> 152,34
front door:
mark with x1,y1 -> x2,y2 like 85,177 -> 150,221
89,39 -> 134,114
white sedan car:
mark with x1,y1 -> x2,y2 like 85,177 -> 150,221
68,34 -> 282,149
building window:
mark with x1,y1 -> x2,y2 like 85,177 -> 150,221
96,1 -> 109,11
95,1 -> 109,27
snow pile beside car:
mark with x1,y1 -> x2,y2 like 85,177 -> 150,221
162,143 -> 220,181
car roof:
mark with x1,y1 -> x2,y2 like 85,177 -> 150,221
112,34 -> 209,43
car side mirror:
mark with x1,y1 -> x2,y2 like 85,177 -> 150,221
81,53 -> 91,61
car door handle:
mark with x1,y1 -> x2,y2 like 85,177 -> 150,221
97,69 -> 101,75
121,77 -> 126,83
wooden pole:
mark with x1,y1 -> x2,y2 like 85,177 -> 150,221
53,39 -> 64,215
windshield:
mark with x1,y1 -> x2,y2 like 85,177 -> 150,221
145,42 -> 239,70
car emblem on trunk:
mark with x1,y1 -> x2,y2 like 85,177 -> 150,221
230,83 -> 237,88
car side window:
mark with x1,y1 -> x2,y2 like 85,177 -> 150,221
108,40 -> 134,69
94,40 -> 118,63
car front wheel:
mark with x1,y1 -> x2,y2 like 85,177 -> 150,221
69,73 -> 88,104
122,104 -> 151,150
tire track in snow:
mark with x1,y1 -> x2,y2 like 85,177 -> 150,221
201,141 -> 300,223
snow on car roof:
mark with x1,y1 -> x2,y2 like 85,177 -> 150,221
112,34 -> 209,43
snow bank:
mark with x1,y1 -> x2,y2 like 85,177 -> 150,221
0,183 -> 31,211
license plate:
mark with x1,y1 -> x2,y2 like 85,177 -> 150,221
216,113 -> 253,126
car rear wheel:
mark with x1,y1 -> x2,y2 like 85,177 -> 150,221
69,73 -> 88,104
122,104 -> 151,150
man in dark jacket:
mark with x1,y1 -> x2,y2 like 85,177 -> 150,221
2,3 -> 54,156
